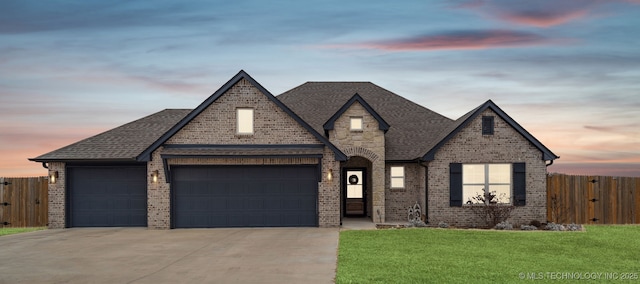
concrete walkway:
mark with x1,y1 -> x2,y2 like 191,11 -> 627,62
340,217 -> 377,230
0,228 -> 338,284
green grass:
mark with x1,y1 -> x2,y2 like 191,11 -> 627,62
0,227 -> 46,236
336,226 -> 640,283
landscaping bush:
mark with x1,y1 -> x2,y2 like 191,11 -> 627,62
520,225 -> 537,231
438,221 -> 449,228
529,220 -> 542,228
465,190 -> 514,228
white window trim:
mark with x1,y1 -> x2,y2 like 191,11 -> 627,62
463,163 -> 512,204
237,108 -> 254,135
350,117 -> 363,131
390,166 -> 405,189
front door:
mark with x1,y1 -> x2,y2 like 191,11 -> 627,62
344,169 -> 366,216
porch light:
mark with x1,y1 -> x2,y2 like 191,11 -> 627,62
327,169 -> 333,181
49,171 -> 58,184
151,170 -> 159,183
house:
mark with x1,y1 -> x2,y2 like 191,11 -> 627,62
30,70 -> 558,229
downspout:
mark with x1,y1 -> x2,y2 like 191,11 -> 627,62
41,162 -> 49,169
545,159 -> 554,167
419,160 -> 429,224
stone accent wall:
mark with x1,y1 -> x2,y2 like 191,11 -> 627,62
167,78 -> 319,145
428,109 -> 547,227
328,101 -> 386,222
47,162 -> 65,229
385,163 -> 425,222
146,78 -> 341,228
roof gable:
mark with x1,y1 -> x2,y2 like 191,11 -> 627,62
278,82 -> 454,161
138,70 -> 347,161
323,93 -> 390,135
421,100 -> 559,161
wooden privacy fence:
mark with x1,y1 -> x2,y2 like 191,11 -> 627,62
547,174 -> 640,224
0,177 -> 48,227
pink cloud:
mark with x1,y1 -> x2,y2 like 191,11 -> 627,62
494,9 -> 589,27
455,0 -> 640,27
330,30 -> 560,51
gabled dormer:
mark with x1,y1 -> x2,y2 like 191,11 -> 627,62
323,93 -> 390,137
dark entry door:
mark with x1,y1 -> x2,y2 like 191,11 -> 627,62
172,165 -> 318,228
68,166 -> 147,227
344,169 -> 366,216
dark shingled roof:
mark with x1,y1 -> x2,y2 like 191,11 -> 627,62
277,82 -> 454,161
30,109 -> 191,162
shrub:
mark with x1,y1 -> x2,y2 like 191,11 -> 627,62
438,221 -> 449,228
529,220 -> 542,228
520,225 -> 537,231
494,221 -> 513,230
465,190 -> 515,228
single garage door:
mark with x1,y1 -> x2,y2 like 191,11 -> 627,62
172,165 -> 318,228
68,166 -> 147,227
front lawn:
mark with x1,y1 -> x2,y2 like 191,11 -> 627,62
337,226 -> 640,283
0,227 -> 46,236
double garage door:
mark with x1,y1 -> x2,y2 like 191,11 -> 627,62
67,165 -> 318,228
172,165 -> 318,228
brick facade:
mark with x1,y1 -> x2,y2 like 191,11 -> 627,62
42,75 -> 553,230
385,163 -> 425,222
427,109 -> 547,227
167,78 -> 318,145
47,162 -> 65,229
147,78 -> 341,229
328,101 -> 387,223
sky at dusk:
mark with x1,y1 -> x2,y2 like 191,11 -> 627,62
1,0 -> 639,177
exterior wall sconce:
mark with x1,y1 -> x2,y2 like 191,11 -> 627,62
49,171 -> 58,184
151,170 -> 159,183
327,169 -> 333,181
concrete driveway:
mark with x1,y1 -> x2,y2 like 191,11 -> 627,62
0,227 -> 339,283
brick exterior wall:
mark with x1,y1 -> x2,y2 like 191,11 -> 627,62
328,101 -> 387,223
47,162 -> 65,229
167,78 -> 318,145
427,109 -> 547,227
385,163 -> 425,222
147,78 -> 341,229
319,147 -> 340,227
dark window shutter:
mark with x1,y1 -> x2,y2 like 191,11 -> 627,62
513,163 -> 526,206
450,163 -> 463,207
482,116 -> 494,135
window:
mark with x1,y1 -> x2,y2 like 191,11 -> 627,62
237,108 -> 254,134
346,170 -> 363,198
390,166 -> 405,188
463,164 -> 511,204
482,116 -> 494,135
350,117 -> 363,131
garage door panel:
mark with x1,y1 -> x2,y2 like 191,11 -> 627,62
68,166 -> 147,227
173,165 -> 317,228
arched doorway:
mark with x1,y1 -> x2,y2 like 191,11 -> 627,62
342,156 -> 373,218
